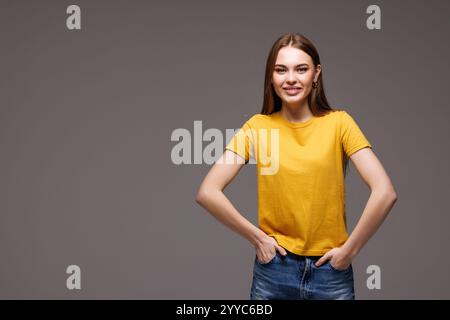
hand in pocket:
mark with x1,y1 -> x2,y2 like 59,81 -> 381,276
255,235 -> 287,264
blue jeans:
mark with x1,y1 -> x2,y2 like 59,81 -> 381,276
250,249 -> 355,300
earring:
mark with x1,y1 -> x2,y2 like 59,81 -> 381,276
312,81 -> 318,88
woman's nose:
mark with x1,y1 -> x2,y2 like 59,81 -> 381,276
287,71 -> 297,82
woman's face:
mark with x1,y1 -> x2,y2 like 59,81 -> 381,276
271,46 -> 321,106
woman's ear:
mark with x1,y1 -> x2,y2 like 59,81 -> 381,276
315,64 -> 322,82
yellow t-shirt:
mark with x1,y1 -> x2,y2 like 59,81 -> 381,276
225,110 -> 372,256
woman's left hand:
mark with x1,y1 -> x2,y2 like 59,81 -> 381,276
314,247 -> 353,271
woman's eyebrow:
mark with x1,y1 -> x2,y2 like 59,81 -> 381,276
274,63 -> 309,67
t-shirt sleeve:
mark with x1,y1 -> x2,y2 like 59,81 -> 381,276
224,119 -> 255,164
340,111 -> 372,157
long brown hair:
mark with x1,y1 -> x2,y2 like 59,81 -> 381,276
260,33 -> 349,177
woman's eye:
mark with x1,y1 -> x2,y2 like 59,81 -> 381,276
274,68 -> 307,73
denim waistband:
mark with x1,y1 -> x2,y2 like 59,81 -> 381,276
283,249 -> 322,260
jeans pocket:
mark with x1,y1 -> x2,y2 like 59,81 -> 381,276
328,260 -> 351,272
256,251 -> 277,265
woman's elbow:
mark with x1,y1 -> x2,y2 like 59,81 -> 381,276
391,190 -> 398,202
195,186 -> 217,205
387,184 -> 398,202
372,184 -> 398,203
195,189 -> 208,205
381,186 -> 398,203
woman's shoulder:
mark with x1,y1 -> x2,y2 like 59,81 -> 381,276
242,113 -> 273,126
330,108 -> 365,124
323,108 -> 349,122
324,108 -> 346,117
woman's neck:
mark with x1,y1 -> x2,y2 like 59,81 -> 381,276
279,103 -> 313,123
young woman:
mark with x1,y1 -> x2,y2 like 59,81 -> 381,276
195,33 -> 397,300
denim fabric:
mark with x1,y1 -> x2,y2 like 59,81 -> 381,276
250,250 -> 355,300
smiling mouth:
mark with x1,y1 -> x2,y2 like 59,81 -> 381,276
283,87 -> 302,95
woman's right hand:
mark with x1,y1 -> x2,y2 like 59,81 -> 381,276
255,235 -> 287,264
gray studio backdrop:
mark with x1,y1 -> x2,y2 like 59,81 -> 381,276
1,0 -> 449,299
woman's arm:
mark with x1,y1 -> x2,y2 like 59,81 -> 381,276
343,147 -> 398,255
316,147 -> 398,268
195,150 -> 287,263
